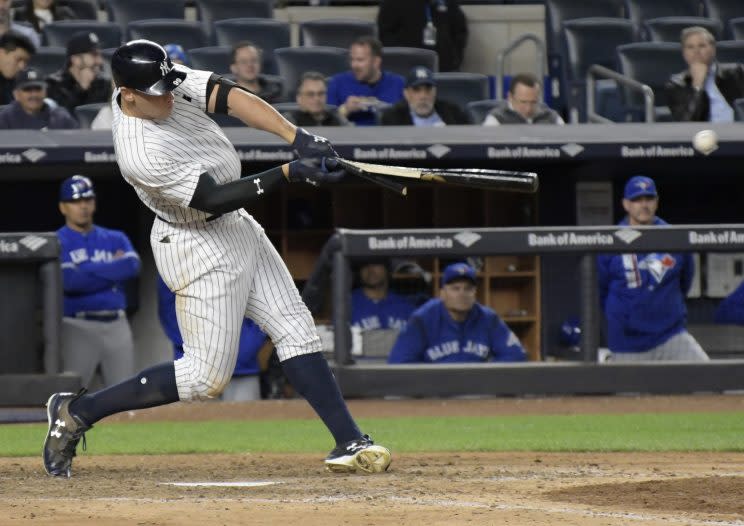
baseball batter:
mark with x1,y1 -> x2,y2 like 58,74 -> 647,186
43,39 -> 391,478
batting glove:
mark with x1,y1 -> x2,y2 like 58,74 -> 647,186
287,157 -> 345,186
291,128 -> 339,159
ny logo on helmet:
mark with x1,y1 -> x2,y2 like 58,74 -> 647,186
160,61 -> 171,76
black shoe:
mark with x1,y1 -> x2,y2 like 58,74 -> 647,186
42,390 -> 91,478
324,434 -> 391,474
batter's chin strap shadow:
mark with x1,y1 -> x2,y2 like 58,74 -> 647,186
207,74 -> 252,115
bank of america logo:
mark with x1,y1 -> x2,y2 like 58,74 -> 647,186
22,148 -> 46,163
454,231 -> 481,247
614,229 -> 642,244
427,144 -> 451,159
560,143 -> 584,157
19,235 -> 48,251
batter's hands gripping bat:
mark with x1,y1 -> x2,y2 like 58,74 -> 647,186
333,158 -> 538,196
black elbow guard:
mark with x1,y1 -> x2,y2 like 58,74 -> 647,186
207,74 -> 251,115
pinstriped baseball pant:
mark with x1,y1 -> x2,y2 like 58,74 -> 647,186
152,210 -> 321,401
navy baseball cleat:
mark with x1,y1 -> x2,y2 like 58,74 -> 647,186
43,390 -> 91,478
324,434 -> 391,474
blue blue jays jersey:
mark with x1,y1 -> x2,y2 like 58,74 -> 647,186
157,276 -> 265,376
597,217 -> 693,352
351,288 -> 415,331
714,280 -> 744,324
387,299 -> 526,363
57,225 -> 140,316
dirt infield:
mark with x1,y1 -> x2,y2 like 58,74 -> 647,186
2,395 -> 744,526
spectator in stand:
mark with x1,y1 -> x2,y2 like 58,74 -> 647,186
46,31 -> 110,114
0,0 -> 39,49
285,71 -> 347,126
666,26 -> 744,123
164,43 -> 189,67
0,67 -> 77,128
327,36 -> 404,126
377,0 -> 468,72
598,175 -> 708,361
483,73 -> 563,125
0,31 -> 34,104
12,0 -> 75,35
388,262 -> 526,363
229,41 -> 281,104
380,66 -> 469,126
352,260 -> 415,332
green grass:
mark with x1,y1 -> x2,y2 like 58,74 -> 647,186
2,413 -> 744,457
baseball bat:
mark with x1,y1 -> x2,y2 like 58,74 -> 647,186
334,158 -> 408,196
334,158 -> 539,194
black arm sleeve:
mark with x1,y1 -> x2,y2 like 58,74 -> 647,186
188,166 -> 287,215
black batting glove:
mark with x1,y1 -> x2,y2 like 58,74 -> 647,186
291,128 -> 338,159
287,157 -> 345,186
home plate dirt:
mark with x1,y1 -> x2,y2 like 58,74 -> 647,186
1,396 -> 743,526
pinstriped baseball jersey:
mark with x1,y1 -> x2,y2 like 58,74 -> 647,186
111,65 -> 321,401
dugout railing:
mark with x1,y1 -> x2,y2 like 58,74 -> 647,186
330,225 -> 744,397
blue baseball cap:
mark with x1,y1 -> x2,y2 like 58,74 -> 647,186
59,175 -> 95,202
164,44 -> 189,66
406,66 -> 436,88
624,175 -> 657,200
441,262 -> 476,286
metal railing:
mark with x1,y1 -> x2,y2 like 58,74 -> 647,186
586,64 -> 655,123
495,33 -> 546,100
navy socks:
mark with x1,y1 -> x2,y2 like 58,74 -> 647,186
69,362 -> 180,425
281,352 -> 361,445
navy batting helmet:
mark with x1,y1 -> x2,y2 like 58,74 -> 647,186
111,40 -> 186,95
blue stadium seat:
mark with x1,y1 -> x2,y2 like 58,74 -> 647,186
187,46 -> 232,75
213,18 -> 290,75
643,17 -> 722,43
703,0 -> 744,39
381,47 -> 438,77
74,103 -> 106,129
433,72 -> 489,114
734,98 -> 744,121
730,18 -> 744,41
127,20 -> 207,51
562,17 -> 636,121
209,113 -> 244,127
466,99 -> 500,124
43,21 -> 122,49
300,19 -> 377,48
29,47 -> 66,77
624,0 -> 702,39
59,0 -> 98,20
716,40 -> 744,64
196,0 -> 273,34
275,46 -> 348,99
105,0 -> 186,29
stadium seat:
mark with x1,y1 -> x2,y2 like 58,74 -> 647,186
624,0 -> 702,38
300,18 -> 377,48
703,0 -> 744,39
466,99 -> 500,124
616,42 -> 686,119
43,21 -> 122,49
716,40 -> 744,64
105,0 -> 186,29
213,19 -> 290,75
29,47 -> 66,77
730,18 -> 744,41
643,17 -> 722,43
433,72 -> 489,114
562,17 -> 636,121
74,103 -> 106,129
275,46 -> 348,99
734,98 -> 744,121
127,20 -> 207,51
209,112 -> 244,127
58,0 -> 98,20
381,47 -> 438,77
196,0 -> 273,34
545,0 -> 625,113
187,46 -> 232,75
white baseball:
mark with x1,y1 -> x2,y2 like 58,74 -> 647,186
692,129 -> 718,155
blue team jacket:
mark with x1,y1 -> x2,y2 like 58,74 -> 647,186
156,276 -> 265,376
597,217 -> 693,353
714,280 -> 744,324
387,299 -> 526,363
326,71 -> 405,126
351,288 -> 415,331
57,225 -> 140,316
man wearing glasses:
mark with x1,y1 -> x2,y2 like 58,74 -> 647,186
0,67 -> 77,129
285,71 -> 347,127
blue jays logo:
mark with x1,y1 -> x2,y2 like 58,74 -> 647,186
643,253 -> 676,283
635,181 -> 651,192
